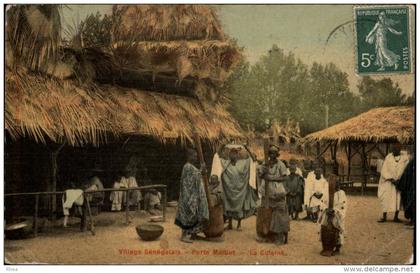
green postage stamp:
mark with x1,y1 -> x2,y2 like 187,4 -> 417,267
354,5 -> 411,74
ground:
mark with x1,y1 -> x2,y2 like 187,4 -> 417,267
5,195 -> 414,265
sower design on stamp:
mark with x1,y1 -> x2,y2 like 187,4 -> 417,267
355,6 -> 411,74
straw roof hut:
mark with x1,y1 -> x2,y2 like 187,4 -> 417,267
5,70 -> 243,147
5,4 -> 244,147
301,106 -> 414,193
303,106 -> 414,145
5,4 -> 244,205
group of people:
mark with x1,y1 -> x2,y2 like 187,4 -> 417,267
62,166 -> 163,229
377,144 -> 414,225
110,167 -> 162,214
174,144 -> 348,252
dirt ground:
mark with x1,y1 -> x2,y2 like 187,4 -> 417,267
5,195 -> 414,265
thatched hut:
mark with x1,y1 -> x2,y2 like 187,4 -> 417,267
5,4 -> 243,219
301,106 -> 414,193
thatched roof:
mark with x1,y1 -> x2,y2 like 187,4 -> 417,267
112,5 -> 224,41
112,40 -> 241,85
302,106 -> 414,144
5,70 -> 243,146
6,5 -> 61,72
110,4 -> 242,90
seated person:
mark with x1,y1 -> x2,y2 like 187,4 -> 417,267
209,175 -> 223,207
84,175 -> 104,204
62,182 -> 84,228
144,189 -> 162,214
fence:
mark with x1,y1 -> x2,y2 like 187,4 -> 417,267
5,184 -> 167,236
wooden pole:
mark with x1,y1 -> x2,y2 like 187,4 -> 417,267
192,132 -> 212,207
263,138 -> 270,208
347,142 -> 352,181
361,143 -> 367,196
84,193 -> 95,235
49,142 -> 65,226
162,187 -> 167,222
125,189 -> 130,225
51,151 -> 58,225
33,194 -> 39,237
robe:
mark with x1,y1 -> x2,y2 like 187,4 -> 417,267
334,190 -> 347,244
175,163 -> 209,233
396,159 -> 415,220
211,153 -> 258,220
62,189 -> 84,216
110,181 -> 124,211
304,172 -> 329,212
258,160 -> 290,235
378,152 -> 409,213
270,195 -> 290,234
285,174 -> 304,213
122,176 -> 142,206
258,159 -> 288,205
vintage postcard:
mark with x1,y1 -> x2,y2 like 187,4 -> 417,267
2,2 -> 416,268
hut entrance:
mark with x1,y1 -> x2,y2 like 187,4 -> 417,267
5,133 -> 215,221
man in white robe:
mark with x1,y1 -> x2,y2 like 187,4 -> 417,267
304,163 -> 329,222
377,144 -> 409,223
333,182 -> 347,253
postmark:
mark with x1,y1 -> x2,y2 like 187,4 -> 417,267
354,5 -> 412,74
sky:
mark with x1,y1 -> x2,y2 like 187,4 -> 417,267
61,4 -> 414,95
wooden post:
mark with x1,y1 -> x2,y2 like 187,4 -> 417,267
49,142 -> 65,226
162,187 -> 167,222
361,143 -> 367,195
51,152 -> 58,225
125,189 -> 130,225
84,193 -> 95,235
316,142 -> 321,160
347,142 -> 352,181
33,194 -> 39,237
192,132 -> 212,207
263,138 -> 270,208
331,141 -> 338,175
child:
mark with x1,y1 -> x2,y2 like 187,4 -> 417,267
285,162 -> 304,220
318,177 -> 346,256
270,191 -> 290,245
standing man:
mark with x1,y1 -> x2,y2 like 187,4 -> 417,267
397,158 -> 415,226
175,148 -> 209,243
378,144 -> 410,223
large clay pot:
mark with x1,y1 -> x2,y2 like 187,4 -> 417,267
256,207 -> 272,238
204,205 -> 224,238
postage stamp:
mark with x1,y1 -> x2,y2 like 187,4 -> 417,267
354,5 -> 411,74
